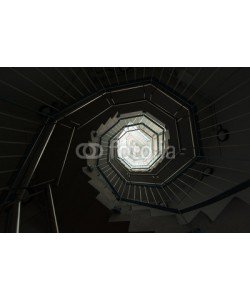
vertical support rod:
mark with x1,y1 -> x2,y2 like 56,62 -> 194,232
6,121 -> 56,232
15,201 -> 21,233
46,184 -> 59,233
56,126 -> 76,186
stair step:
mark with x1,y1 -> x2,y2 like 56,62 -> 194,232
153,215 -> 186,233
176,211 -> 200,225
128,209 -> 154,232
149,208 -> 173,217
96,113 -> 119,137
109,213 -> 132,222
200,197 -> 232,222
129,212 -> 185,232
131,205 -> 149,211
96,193 -> 117,210
232,187 -> 250,205
96,123 -> 106,135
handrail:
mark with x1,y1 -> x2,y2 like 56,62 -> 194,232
52,78 -> 195,124
1,69 -> 249,231
119,179 -> 250,214
0,179 -> 55,193
98,121 -> 165,186
77,98 -> 177,132
3,120 -> 56,232
99,121 -> 190,184
4,123 -> 48,203
180,179 -> 250,214
53,80 -> 152,121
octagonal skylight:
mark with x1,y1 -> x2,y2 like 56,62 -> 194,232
114,114 -> 168,172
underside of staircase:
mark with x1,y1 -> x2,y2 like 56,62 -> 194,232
0,68 -> 249,232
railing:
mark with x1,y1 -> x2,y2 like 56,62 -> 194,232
0,67 -> 249,231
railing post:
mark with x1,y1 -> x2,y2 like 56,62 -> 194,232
5,201 -> 21,233
5,121 -> 56,232
46,184 -> 59,233
56,126 -> 76,186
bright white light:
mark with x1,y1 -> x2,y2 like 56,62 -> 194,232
116,121 -> 165,171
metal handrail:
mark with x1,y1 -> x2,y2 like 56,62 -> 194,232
70,85 -> 197,185
2,120 -> 56,232
2,73 -> 248,228
98,122 -> 165,186
99,122 -> 193,185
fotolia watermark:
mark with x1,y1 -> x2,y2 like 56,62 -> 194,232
76,142 -> 176,160
76,143 -> 104,159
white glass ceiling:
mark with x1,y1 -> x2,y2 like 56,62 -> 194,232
116,116 -> 167,172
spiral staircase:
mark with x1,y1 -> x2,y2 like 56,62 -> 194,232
0,67 -> 250,232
